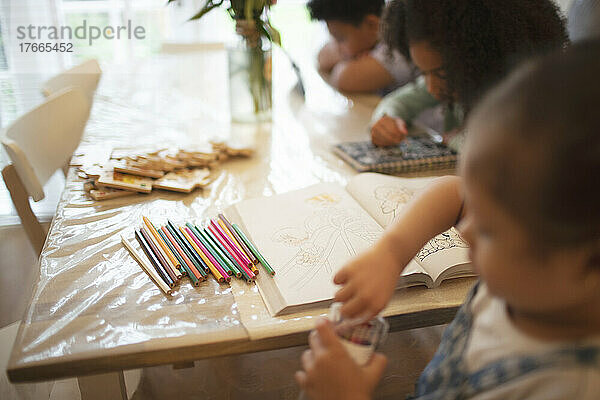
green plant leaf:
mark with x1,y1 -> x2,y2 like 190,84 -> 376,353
189,0 -> 224,21
262,20 -> 281,46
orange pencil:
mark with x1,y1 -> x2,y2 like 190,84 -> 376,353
140,223 -> 181,281
143,216 -> 182,279
180,227 -> 225,283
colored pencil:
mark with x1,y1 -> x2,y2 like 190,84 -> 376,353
140,227 -> 179,284
212,220 -> 252,268
158,228 -> 201,286
218,213 -> 259,265
123,234 -> 173,295
208,224 -> 255,281
158,229 -> 187,277
186,223 -> 233,276
134,229 -> 175,288
143,216 -> 182,278
190,224 -> 237,277
233,223 -> 276,276
180,227 -> 225,283
161,226 -> 205,282
202,228 -> 243,278
166,222 -> 209,276
216,219 -> 253,268
184,227 -> 231,282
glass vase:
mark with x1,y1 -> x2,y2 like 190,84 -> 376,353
227,39 -> 272,123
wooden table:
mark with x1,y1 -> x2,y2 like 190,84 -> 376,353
7,47 -> 474,398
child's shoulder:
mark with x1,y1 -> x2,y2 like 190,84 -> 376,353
467,366 -> 600,400
465,283 -> 600,399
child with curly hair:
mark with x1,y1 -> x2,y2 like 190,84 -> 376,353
297,41 -> 600,400
370,0 -> 568,150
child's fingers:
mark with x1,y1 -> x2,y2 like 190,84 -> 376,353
363,353 -> 388,384
394,118 -> 408,135
333,282 -> 355,303
372,126 -> 398,147
333,267 -> 349,284
340,295 -> 376,320
313,319 -> 342,350
301,349 -> 315,370
294,370 -> 307,388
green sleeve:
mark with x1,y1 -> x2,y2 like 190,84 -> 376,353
371,76 -> 440,125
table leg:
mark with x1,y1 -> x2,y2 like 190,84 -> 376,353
77,371 -> 127,400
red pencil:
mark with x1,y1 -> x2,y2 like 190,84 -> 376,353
208,224 -> 255,280
211,220 -> 252,267
184,227 -> 231,283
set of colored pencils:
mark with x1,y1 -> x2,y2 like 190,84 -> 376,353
122,214 -> 275,295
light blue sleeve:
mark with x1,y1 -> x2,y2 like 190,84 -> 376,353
371,76 -> 440,126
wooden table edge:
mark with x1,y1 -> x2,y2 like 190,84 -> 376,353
7,306 -> 458,383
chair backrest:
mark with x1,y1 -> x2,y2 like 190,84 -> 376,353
42,59 -> 102,101
1,88 -> 90,201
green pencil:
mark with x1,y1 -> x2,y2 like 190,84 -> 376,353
199,227 -> 243,278
232,223 -> 275,276
187,223 -> 233,276
158,228 -> 201,286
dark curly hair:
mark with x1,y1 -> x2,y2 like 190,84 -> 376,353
382,0 -> 569,113
307,0 -> 384,26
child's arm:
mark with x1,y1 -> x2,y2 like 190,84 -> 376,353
317,41 -> 343,73
328,55 -> 395,93
334,175 -> 465,320
370,77 -> 439,146
295,319 -> 387,400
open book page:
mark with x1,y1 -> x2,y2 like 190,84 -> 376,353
399,259 -> 434,288
345,172 -> 438,228
414,228 -> 472,285
346,173 -> 472,286
233,183 -> 384,315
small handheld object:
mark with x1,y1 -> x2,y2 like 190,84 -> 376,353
298,304 -> 389,400
328,302 -> 389,366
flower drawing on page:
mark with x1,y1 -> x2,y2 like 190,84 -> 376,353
416,229 -> 468,261
374,185 -> 416,221
272,208 -> 380,290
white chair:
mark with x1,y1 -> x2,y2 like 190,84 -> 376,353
42,59 -> 102,102
1,87 -> 91,255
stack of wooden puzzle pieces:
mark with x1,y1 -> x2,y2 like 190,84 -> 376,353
77,142 -> 253,201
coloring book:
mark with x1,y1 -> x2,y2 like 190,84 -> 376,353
230,173 -> 472,316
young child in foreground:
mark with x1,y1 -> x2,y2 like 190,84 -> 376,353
307,0 -> 412,94
296,41 -> 600,399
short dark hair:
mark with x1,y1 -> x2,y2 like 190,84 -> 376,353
464,40 -> 600,248
307,0 -> 385,25
382,0 -> 569,114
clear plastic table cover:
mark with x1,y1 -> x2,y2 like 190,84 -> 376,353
8,48 -> 471,380
7,48 -> 380,376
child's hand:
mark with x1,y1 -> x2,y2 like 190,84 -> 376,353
295,319 -> 387,400
333,239 -> 402,320
371,115 -> 408,147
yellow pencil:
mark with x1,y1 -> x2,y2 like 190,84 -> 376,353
143,216 -> 182,279
180,227 -> 224,283
217,219 -> 257,273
